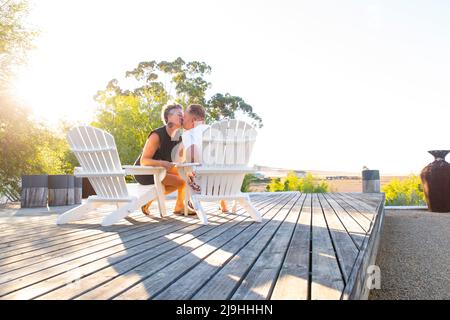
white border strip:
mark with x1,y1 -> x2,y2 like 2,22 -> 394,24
385,206 -> 428,210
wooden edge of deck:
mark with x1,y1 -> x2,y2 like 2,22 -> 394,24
341,193 -> 386,300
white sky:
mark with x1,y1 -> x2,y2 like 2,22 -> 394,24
10,0 -> 450,175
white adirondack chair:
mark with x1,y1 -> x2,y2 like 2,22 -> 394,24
184,119 -> 262,225
56,126 -> 167,227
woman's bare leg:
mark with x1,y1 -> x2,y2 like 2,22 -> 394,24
141,168 -> 185,215
220,200 -> 229,212
161,168 -> 186,211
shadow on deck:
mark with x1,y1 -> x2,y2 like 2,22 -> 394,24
0,192 -> 384,300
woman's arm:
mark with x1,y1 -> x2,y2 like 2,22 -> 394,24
140,133 -> 174,170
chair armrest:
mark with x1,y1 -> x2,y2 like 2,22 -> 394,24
174,162 -> 201,168
122,165 -> 166,175
73,169 -> 126,177
195,166 -> 256,174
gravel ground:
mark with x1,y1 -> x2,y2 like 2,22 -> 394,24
369,209 -> 450,300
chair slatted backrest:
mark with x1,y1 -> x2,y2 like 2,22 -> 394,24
67,126 -> 128,199
201,120 -> 257,197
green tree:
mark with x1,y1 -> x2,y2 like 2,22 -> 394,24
91,94 -> 157,166
93,58 -> 263,165
241,173 -> 256,192
0,95 -> 76,196
0,0 -> 37,86
32,127 -> 76,175
0,0 -> 45,197
0,96 -> 40,195
0,1 -> 75,198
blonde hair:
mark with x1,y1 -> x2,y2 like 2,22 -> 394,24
161,103 -> 183,124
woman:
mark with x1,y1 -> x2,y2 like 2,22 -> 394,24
134,103 -> 195,215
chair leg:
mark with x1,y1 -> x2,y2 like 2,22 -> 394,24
191,196 -> 208,225
57,202 -> 95,225
154,174 -> 167,217
239,195 -> 262,222
184,186 -> 190,217
155,192 -> 167,218
101,201 -> 135,226
135,186 -> 167,218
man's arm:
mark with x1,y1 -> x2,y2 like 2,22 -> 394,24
174,141 -> 186,163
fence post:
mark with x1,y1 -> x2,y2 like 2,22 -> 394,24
48,175 -> 75,206
74,177 -> 82,204
362,169 -> 380,193
21,175 -> 48,208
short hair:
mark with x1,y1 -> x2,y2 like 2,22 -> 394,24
186,104 -> 206,121
161,104 -> 183,124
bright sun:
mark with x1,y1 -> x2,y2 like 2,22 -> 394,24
11,60 -> 95,127
12,68 -> 49,112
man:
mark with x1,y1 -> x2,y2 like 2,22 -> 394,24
179,104 -> 229,213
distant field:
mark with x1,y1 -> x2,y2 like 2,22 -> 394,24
249,176 -> 409,193
326,176 -> 407,192
249,180 -> 271,192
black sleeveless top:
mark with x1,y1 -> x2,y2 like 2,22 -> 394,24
134,126 -> 182,185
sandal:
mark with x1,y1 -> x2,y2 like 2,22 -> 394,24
141,203 -> 152,216
187,174 -> 201,194
188,181 -> 201,194
173,207 -> 197,216
173,199 -> 197,215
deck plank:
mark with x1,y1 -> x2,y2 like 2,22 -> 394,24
310,194 -> 345,300
342,193 -> 385,299
326,193 -> 371,232
0,201 -> 217,247
345,193 -> 382,209
0,214 -> 198,280
331,193 -> 374,224
0,207 -> 233,298
0,209 -> 172,249
176,193 -> 299,300
37,194 -> 278,300
0,192 -> 385,300
317,193 -> 358,282
340,193 -> 381,215
271,193 -> 311,300
322,194 -> 367,249
227,193 -> 304,300
1,196 -> 273,299
152,193 -> 300,300
0,203 -> 218,270
114,193 -> 297,300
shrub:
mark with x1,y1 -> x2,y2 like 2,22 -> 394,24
382,175 -> 425,206
266,177 -> 284,192
266,172 -> 329,193
241,173 -> 256,192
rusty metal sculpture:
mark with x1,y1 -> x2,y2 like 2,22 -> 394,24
420,150 -> 450,212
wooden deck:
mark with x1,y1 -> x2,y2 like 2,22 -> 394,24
0,192 -> 384,300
